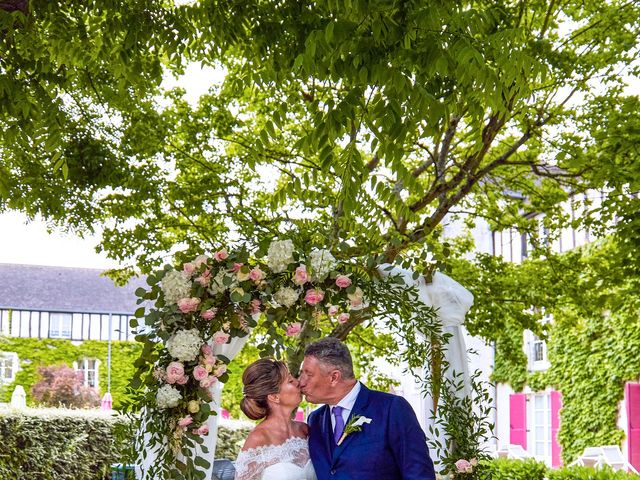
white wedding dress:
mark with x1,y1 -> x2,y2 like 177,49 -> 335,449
234,436 -> 317,480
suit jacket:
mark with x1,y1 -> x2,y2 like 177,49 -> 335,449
307,384 -> 436,480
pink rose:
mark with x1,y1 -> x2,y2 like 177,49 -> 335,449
213,331 -> 230,345
194,424 -> 209,435
348,287 -> 365,310
193,365 -> 208,381
335,275 -> 352,288
177,297 -> 201,314
337,313 -> 350,324
214,364 -> 228,377
249,268 -> 265,282
293,265 -> 309,285
201,308 -> 217,320
200,375 -> 218,388
176,375 -> 189,385
250,299 -> 262,314
178,415 -> 193,428
183,262 -> 196,276
166,362 -> 185,384
193,255 -> 209,267
201,344 -> 213,356
286,322 -> 302,337
304,288 -> 325,306
455,459 -> 472,473
230,262 -> 243,273
203,355 -> 217,366
195,269 -> 211,286
328,305 -> 339,316
213,249 -> 229,261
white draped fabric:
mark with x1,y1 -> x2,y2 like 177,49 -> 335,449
378,264 -> 474,460
136,334 -> 250,480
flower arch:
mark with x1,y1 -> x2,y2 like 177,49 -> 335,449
125,239 -> 481,479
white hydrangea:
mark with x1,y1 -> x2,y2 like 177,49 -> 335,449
310,248 -> 337,281
267,239 -> 295,273
166,328 -> 203,362
161,270 -> 192,305
274,286 -> 299,308
156,384 -> 182,409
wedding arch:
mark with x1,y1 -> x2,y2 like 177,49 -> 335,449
124,239 -> 481,480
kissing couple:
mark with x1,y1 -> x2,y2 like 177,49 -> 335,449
233,337 -> 436,480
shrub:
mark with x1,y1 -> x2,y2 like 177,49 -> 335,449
31,364 -> 100,408
0,408 -> 250,480
482,458 -> 548,480
547,465 -> 640,480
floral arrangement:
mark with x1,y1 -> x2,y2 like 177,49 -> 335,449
127,240 -> 370,479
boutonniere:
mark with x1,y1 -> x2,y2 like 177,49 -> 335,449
337,415 -> 372,445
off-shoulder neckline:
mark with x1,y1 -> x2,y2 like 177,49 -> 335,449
238,435 -> 308,455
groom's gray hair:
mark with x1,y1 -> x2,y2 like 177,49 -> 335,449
305,337 -> 355,379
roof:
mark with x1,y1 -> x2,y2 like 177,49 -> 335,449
0,263 -> 148,314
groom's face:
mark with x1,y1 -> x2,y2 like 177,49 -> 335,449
298,355 -> 334,404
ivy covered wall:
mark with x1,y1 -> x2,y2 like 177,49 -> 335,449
0,336 -> 142,408
452,237 -> 640,463
0,335 -> 255,415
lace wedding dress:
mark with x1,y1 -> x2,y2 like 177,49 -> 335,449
234,436 -> 317,480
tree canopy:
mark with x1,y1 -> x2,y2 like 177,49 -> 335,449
2,0 -> 639,342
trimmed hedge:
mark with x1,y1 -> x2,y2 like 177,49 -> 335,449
0,408 -> 251,480
547,466 -> 640,480
482,458 -> 548,479
481,459 -> 639,480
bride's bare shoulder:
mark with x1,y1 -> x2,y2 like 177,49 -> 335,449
241,427 -> 272,451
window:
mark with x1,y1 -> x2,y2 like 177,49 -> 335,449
76,358 -> 100,389
524,329 -> 550,371
0,352 -> 19,384
532,335 -> 546,362
49,313 -> 72,339
529,393 -> 552,461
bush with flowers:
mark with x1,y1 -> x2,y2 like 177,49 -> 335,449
122,240 -> 405,480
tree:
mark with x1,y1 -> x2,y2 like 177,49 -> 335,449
2,0 -> 639,379
31,364 -> 100,408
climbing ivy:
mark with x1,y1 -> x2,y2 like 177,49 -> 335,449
450,236 -> 640,463
0,336 -> 142,408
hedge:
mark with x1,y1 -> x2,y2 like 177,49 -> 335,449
480,459 -> 639,480
0,408 -> 251,480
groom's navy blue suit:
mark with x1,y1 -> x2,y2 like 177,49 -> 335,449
308,384 -> 436,480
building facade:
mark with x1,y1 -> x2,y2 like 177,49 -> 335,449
0,263 -> 144,395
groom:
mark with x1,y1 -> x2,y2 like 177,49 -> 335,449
299,337 -> 436,480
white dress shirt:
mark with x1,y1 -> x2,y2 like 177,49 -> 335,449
329,381 -> 361,431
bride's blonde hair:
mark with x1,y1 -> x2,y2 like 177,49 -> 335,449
240,358 -> 289,420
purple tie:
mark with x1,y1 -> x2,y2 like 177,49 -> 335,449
332,406 -> 345,444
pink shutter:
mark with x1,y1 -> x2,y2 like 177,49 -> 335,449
510,393 -> 527,449
626,383 -> 640,472
551,390 -> 563,467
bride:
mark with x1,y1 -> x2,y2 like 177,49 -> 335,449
234,358 -> 317,480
